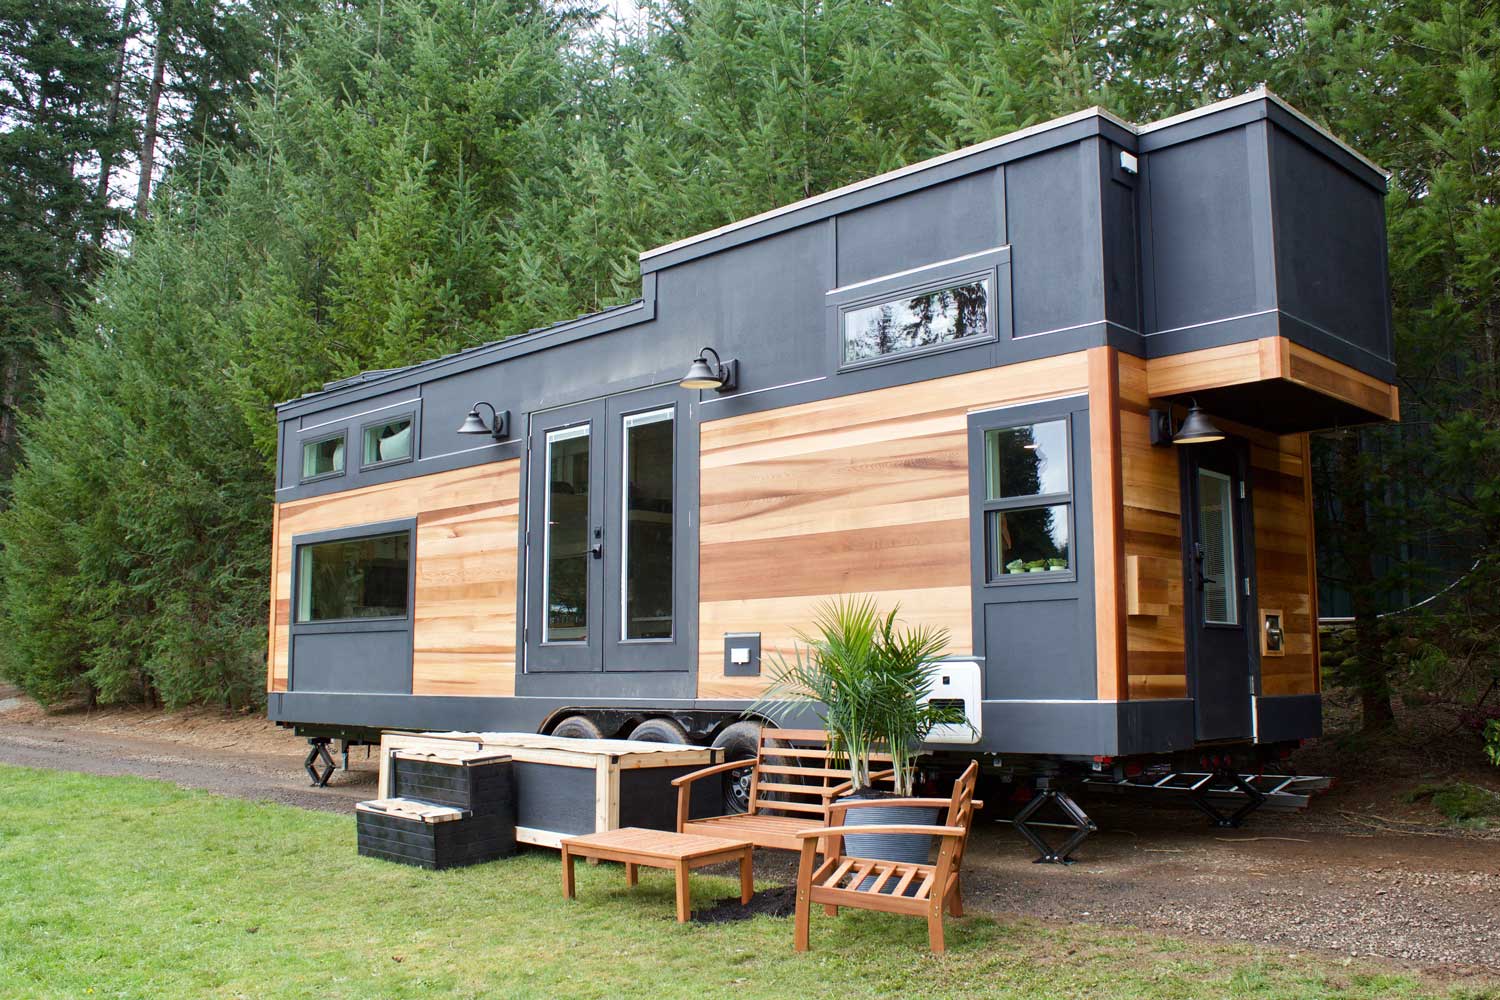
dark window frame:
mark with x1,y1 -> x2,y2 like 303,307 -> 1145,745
618,401 -> 678,646
358,410 -> 417,472
972,410 -> 1079,588
827,247 -> 1009,374
289,519 -> 417,629
299,430 -> 348,484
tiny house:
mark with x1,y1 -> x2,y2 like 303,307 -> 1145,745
267,90 -> 1398,776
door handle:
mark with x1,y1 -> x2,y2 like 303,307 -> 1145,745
591,527 -> 602,559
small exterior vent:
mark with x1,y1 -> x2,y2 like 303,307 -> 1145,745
921,660 -> 982,744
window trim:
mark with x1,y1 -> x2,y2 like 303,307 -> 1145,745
289,519 -> 416,628
299,430 -> 348,484
827,246 -> 1009,375
976,413 -> 1078,588
358,411 -> 417,472
619,404 -> 677,645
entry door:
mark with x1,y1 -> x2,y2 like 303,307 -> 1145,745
1182,439 -> 1257,741
523,387 -> 692,675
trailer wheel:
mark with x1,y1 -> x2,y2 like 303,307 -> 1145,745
627,718 -> 690,744
711,721 -> 763,814
550,715 -> 605,740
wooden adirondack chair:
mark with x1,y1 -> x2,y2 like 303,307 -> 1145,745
673,727 -> 892,852
792,760 -> 982,954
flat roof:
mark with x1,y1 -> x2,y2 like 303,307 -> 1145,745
639,87 -> 1387,265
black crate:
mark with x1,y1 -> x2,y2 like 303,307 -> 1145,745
356,799 -> 516,870
392,752 -> 515,819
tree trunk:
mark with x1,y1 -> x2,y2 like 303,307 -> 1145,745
92,0 -> 136,246
136,9 -> 170,217
1336,431 -> 1396,731
0,353 -> 20,481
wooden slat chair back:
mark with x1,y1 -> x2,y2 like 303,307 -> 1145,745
793,760 -> 982,954
673,727 -> 892,853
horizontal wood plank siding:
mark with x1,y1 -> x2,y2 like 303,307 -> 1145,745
1251,434 -> 1318,696
1120,352 -> 1189,699
269,462 -> 520,697
697,355 -> 1090,700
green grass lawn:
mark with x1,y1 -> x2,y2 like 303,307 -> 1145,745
0,766 -> 1486,1000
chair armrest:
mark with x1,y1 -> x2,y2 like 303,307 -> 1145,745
796,824 -> 965,840
829,796 -> 956,811
670,758 -> 747,788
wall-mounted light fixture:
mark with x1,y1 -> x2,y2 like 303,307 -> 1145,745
1148,400 -> 1225,447
457,401 -> 510,440
678,346 -> 738,392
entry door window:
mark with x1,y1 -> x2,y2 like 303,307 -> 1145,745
543,425 -> 592,642
1197,469 -> 1238,625
621,408 -> 674,640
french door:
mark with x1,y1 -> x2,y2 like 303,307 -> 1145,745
522,386 -> 692,675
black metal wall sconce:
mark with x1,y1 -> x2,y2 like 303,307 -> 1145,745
678,346 -> 738,392
457,401 -> 510,440
1148,400 -> 1225,447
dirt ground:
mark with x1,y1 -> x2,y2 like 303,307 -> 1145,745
2,687 -> 1496,984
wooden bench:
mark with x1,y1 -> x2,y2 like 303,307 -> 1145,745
793,760 -> 981,953
672,727 -> 892,852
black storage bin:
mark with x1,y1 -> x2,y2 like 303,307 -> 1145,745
356,798 -> 514,870
391,750 -> 515,819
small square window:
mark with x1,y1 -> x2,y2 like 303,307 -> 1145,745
301,435 -> 345,480
363,417 -> 413,467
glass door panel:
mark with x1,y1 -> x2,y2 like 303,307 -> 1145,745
621,408 -> 674,641
543,425 -> 592,643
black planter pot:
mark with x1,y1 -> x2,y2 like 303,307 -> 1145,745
838,788 -> 941,871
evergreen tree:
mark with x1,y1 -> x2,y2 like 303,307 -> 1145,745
0,0 -> 130,485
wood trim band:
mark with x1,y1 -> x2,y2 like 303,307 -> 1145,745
1145,336 -> 1399,422
1088,347 -> 1127,701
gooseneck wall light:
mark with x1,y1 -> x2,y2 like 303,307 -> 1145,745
1148,400 -> 1226,447
678,346 -> 738,392
457,401 -> 511,440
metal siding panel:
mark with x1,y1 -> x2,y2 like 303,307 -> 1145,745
290,631 -> 412,695
1270,126 -> 1392,362
1007,144 -> 1103,337
834,170 -> 1002,287
1144,127 -> 1264,333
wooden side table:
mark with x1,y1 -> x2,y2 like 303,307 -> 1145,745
560,827 -> 754,923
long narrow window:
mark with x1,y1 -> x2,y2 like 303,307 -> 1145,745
841,276 -> 990,365
621,408 -> 674,640
295,531 -> 409,622
980,418 -> 1073,581
1197,469 -> 1238,625
542,424 -> 591,642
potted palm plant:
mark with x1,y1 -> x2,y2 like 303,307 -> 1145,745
749,596 -> 968,862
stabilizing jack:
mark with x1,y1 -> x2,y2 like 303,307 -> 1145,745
998,779 -> 1097,864
304,737 -> 336,787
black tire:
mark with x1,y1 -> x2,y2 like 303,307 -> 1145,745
627,717 -> 690,744
711,721 -> 763,814
550,715 -> 604,740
